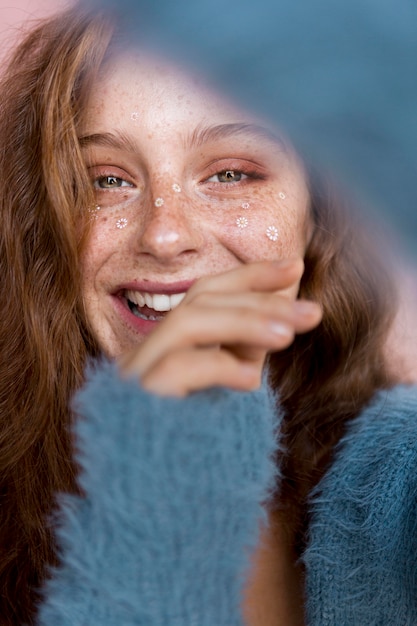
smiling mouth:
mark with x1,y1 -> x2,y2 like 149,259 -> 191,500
125,289 -> 186,322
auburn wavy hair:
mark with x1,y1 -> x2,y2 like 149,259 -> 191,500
269,174 -> 397,554
0,3 -> 396,624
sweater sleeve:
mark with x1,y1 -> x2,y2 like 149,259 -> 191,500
37,360 -> 280,626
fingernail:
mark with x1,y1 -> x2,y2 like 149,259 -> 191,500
269,322 -> 292,337
293,300 -> 320,316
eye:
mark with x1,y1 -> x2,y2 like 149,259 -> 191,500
208,170 -> 248,183
94,175 -> 133,189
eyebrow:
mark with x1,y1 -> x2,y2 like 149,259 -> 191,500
78,122 -> 286,153
79,131 -> 138,152
187,122 -> 286,150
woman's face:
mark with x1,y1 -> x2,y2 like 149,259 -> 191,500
79,53 -> 311,357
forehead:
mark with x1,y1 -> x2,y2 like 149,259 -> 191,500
80,51 -> 305,181
83,52 -> 276,138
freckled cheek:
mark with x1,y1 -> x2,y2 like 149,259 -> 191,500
86,207 -> 135,241
79,215 -> 130,281
198,198 -> 309,263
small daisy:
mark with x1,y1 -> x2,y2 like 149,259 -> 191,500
154,197 -> 164,207
266,226 -> 279,241
116,218 -> 128,229
236,216 -> 249,229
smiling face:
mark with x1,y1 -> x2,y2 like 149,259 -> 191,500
79,53 -> 311,357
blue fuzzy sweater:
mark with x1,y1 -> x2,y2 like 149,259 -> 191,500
37,363 -> 417,625
303,385 -> 417,625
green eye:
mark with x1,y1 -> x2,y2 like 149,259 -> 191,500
94,176 -> 131,189
216,170 -> 242,183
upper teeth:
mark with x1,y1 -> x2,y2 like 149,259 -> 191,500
126,290 -> 186,312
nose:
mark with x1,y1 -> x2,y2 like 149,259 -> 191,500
133,192 -> 204,262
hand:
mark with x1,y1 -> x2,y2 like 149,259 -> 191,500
119,259 -> 322,396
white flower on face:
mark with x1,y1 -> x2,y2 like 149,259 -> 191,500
266,226 -> 279,241
279,192 -> 286,200
154,197 -> 164,207
131,111 -> 140,122
116,218 -> 128,229
241,202 -> 250,209
172,183 -> 182,193
236,216 -> 249,228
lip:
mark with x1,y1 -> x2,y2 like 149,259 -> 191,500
110,279 -> 197,337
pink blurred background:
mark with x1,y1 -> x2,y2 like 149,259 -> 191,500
0,0 -> 69,61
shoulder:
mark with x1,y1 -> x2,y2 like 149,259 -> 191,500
345,383 -> 417,443
310,384 -> 417,525
329,384 -> 417,485
304,385 -> 417,624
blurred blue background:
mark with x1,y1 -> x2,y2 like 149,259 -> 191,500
92,0 -> 417,250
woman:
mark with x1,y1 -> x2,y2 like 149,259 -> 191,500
0,4 -> 415,625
